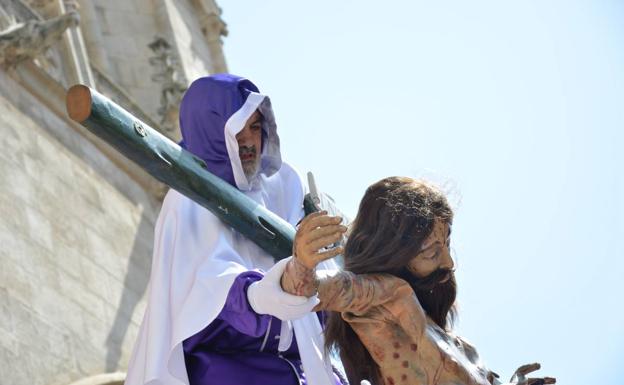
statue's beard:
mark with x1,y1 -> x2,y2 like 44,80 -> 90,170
239,145 -> 259,180
395,267 -> 457,329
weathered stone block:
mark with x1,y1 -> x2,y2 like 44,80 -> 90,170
52,240 -> 84,279
132,13 -> 158,35
72,341 -> 106,377
58,273 -> 108,321
29,287 -> 74,329
107,0 -> 140,12
85,228 -> 126,278
49,208 -> 92,257
31,248 -> 62,292
126,85 -> 161,118
133,63 -> 156,89
0,233 -> 39,283
34,129 -> 76,175
104,35 -> 139,58
36,352 -> 77,385
0,327 -> 18,356
0,257 -> 35,306
0,219 -> 33,271
0,345 -> 30,384
10,297 -> 43,344
0,158 -> 37,206
80,256 -> 117,305
24,204 -> 55,252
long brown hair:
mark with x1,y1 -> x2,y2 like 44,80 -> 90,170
325,177 -> 456,385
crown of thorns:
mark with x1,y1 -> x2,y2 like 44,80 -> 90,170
380,183 -> 453,230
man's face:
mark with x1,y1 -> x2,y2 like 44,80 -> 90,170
407,219 -> 454,280
236,110 -> 263,179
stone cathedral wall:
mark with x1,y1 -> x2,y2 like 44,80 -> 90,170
0,69 -> 157,385
0,0 -> 227,384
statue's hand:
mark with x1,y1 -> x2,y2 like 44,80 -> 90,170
509,363 -> 556,385
293,211 -> 346,269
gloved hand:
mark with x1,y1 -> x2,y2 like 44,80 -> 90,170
247,257 -> 320,320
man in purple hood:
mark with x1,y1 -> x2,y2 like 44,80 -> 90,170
125,74 -> 346,385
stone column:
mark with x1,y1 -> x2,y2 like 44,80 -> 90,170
23,0 -> 95,86
74,0 -> 113,76
56,0 -> 94,86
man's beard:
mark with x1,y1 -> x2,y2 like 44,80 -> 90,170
395,267 -> 457,329
239,145 -> 259,180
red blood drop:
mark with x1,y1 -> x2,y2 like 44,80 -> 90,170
410,344 -> 418,351
393,342 -> 400,349
387,377 -> 395,385
401,374 -> 407,381
402,361 -> 409,368
393,352 -> 400,359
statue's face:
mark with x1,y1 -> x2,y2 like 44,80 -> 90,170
407,219 -> 454,279
236,110 -> 263,179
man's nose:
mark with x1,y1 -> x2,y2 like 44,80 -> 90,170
440,249 -> 454,271
236,127 -> 251,143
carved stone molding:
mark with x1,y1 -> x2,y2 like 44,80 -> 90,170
191,0 -> 227,73
197,4 -> 227,43
148,35 -> 186,140
0,2 -> 78,69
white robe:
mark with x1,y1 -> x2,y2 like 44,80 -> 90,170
125,92 -> 336,385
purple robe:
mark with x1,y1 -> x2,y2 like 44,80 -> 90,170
183,271 -> 345,385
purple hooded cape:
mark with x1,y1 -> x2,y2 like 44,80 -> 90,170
180,74 -> 266,188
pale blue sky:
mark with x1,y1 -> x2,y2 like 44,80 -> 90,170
218,1 -> 622,384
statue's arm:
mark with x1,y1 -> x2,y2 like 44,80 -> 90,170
281,258 -> 414,315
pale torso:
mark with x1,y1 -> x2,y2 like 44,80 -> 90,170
348,309 -> 491,385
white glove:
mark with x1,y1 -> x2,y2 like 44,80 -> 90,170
247,257 -> 320,320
